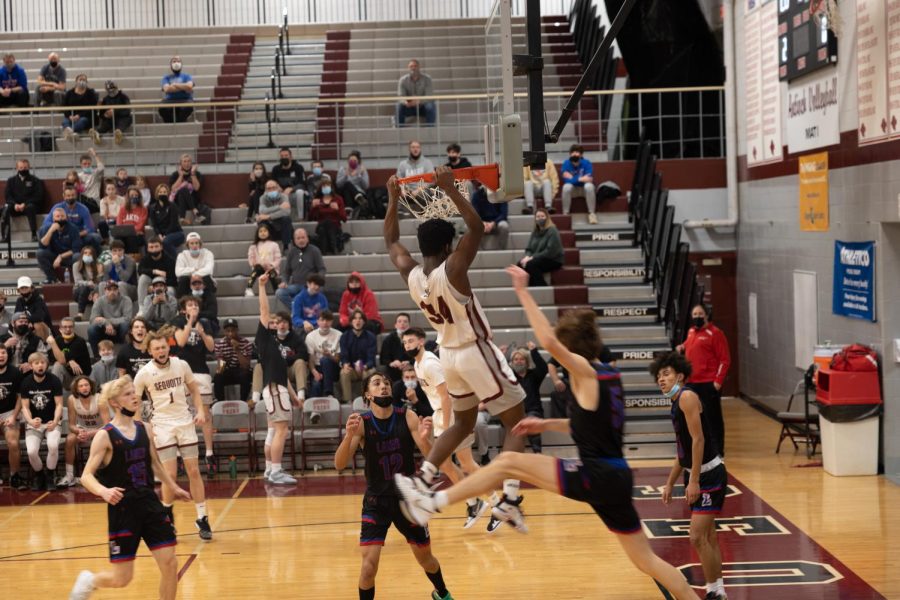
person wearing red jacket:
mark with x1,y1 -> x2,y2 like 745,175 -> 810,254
338,271 -> 383,334
677,304 -> 730,456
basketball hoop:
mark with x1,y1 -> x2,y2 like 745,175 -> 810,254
810,0 -> 840,37
396,164 -> 500,221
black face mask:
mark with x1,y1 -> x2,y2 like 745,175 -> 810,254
157,194 -> 168,203
14,324 -> 29,336
281,159 -> 291,167
692,317 -> 706,329
570,156 -> 580,164
405,347 -> 420,360
119,406 -> 136,417
18,169 -> 29,177
348,287 -> 360,294
372,395 -> 393,408
57,219 -> 68,226
151,251 -> 163,259
49,61 -> 59,68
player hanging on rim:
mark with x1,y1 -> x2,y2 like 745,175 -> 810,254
402,327 -> 489,529
58,376 -> 110,488
133,330 -> 212,540
395,266 -> 698,600
68,376 -> 192,600
651,351 -> 728,600
334,370 -> 453,600
384,165 -> 528,532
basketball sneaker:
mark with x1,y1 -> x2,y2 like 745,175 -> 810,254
45,475 -> 58,491
31,470 -> 44,491
268,470 -> 298,485
206,454 -> 218,478
69,570 -> 95,600
463,498 -> 489,529
57,473 -> 78,488
490,494 -> 528,533
431,591 -> 454,600
196,516 -> 213,541
394,473 -> 439,526
486,514 -> 503,533
11,472 -> 27,491
704,593 -> 728,600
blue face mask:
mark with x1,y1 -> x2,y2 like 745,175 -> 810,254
267,191 -> 279,200
312,167 -> 323,176
321,186 -> 332,196
191,289 -> 203,297
82,167 -> 93,175
404,380 -> 417,390
663,382 -> 682,399
189,249 -> 200,257
82,255 -> 94,264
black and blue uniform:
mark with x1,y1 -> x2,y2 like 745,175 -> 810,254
672,385 -> 727,513
555,362 -> 642,534
98,421 -> 175,562
359,407 -> 430,547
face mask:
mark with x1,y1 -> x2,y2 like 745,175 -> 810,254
512,363 -> 527,375
82,255 -> 94,264
107,89 -> 118,97
62,333 -> 75,342
448,155 -> 459,163
396,327 -> 408,337
151,251 -> 162,259
276,330 -> 289,340
171,62 -> 182,72
281,159 -> 291,167
348,159 -> 359,168
49,60 -> 59,68
189,249 -> 201,257
267,191 -> 279,200
404,380 -> 417,390
663,382 -> 682,399
157,194 -> 168,202
570,156 -> 580,163
535,218 -> 547,227
372,395 -> 393,408
254,169 -> 264,177
100,354 -> 115,364
192,289 -> 203,297
692,317 -> 706,329
82,167 -> 93,174
348,286 -> 360,294
18,169 -> 29,177
76,81 -> 87,90
14,324 -> 29,336
321,186 -> 332,196
405,347 -> 420,360
312,167 -> 323,176
129,196 -> 140,204
57,219 -> 68,226
119,406 -> 136,417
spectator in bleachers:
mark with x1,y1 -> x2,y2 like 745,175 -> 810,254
138,276 -> 177,331
189,275 -> 219,334
379,313 -> 411,383
336,150 -> 370,218
445,143 -> 472,170
47,316 -> 91,393
159,55 -> 194,123
116,186 -> 148,254
134,174 -> 151,206
19,352 -> 63,491
72,245 -> 102,320
308,177 -> 346,255
61,74 -> 98,140
98,181 -> 124,242
76,148 -> 105,203
306,160 -> 326,198
137,236 -> 177,302
392,364 -> 433,418
561,144 -> 597,224
338,310 -> 376,403
246,224 -> 282,297
244,161 -> 268,223
35,51 -> 66,107
510,341 -> 548,454
338,272 -> 383,334
113,168 -> 134,197
0,346 -> 25,490
290,273 -> 328,333
257,180 -> 292,249
88,281 -> 132,353
251,306 -> 309,405
271,147 -> 307,220
396,140 -> 434,179
13,277 -> 53,331
523,159 -> 559,215
44,185 -> 102,254
305,310 -> 341,397
89,340 -> 118,388
0,292 -> 10,335
115,317 -> 150,378
58,375 -> 107,488
148,184 -> 185,258
175,232 -> 215,298
396,59 -> 435,126
92,80 -> 131,145
518,207 -> 564,287
37,206 -> 83,284
277,227 -> 326,310
472,182 -> 509,250
103,240 -> 138,300
3,311 -> 49,372
213,318 -> 253,404
169,154 -> 209,225
0,53 -> 29,109
3,158 -> 42,242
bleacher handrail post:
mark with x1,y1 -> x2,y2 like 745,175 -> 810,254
265,93 -> 275,148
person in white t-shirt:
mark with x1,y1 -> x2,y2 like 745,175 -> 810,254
304,310 -> 342,397
57,375 -> 109,488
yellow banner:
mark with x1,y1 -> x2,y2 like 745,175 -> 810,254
799,152 -> 829,231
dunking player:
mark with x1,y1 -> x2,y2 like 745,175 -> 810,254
395,266 -> 698,599
334,371 -> 453,600
384,165 -> 528,531
68,376 -> 192,600
651,351 -> 728,600
133,331 -> 212,541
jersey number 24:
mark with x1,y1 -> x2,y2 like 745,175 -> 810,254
419,296 -> 454,325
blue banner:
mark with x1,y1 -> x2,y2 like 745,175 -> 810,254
833,240 -> 876,321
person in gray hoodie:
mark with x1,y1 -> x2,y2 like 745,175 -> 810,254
257,179 -> 293,249
138,276 -> 178,331
396,140 -> 435,182
87,280 -> 133,353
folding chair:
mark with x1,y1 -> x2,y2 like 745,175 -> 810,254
776,365 -> 820,457
211,401 -> 252,473
297,396 -> 342,472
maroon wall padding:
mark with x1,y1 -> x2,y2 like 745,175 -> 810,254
313,30 -> 352,162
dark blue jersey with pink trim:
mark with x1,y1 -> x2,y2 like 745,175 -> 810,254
569,363 -> 626,461
362,408 -> 416,497
97,421 -> 156,499
671,385 -> 719,469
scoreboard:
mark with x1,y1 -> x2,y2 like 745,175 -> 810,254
777,0 -> 838,81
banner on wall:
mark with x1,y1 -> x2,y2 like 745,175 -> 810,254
798,152 -> 829,231
833,241 -> 876,322
786,69 -> 840,154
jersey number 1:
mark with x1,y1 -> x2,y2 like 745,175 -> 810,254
420,296 -> 454,325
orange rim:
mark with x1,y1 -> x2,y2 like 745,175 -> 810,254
397,163 -> 500,191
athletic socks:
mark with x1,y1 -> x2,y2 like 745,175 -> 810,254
271,463 -> 282,474
359,587 -> 375,600
195,501 -> 208,519
265,460 -> 272,472
420,461 -> 438,484
434,491 -> 449,510
706,579 -> 725,596
206,448 -> 214,457
162,501 -> 173,509
425,568 -> 448,598
503,479 -> 520,500
465,497 -> 478,507
66,464 -> 74,478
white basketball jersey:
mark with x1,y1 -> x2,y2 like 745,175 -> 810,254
74,394 -> 104,429
414,351 -> 446,413
133,356 -> 196,426
407,262 -> 492,348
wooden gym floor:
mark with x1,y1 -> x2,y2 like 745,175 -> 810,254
0,398 -> 897,599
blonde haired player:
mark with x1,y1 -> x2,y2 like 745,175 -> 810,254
384,165 -> 528,531
68,376 -> 191,600
133,330 -> 212,540
57,376 -> 110,488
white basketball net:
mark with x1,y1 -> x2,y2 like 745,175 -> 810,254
812,0 -> 841,37
397,179 -> 470,221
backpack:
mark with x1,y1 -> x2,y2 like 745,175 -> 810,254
21,130 -> 55,153
830,343 -> 878,372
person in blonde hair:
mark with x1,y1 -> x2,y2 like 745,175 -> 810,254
68,375 -> 191,600
18,352 -> 63,491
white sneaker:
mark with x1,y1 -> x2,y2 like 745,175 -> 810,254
268,470 -> 297,485
587,212 -> 598,225
263,467 -> 272,481
463,498 -> 490,529
491,494 -> 528,533
57,474 -> 77,488
394,473 -> 439,526
244,288 -> 255,297
69,570 -> 95,600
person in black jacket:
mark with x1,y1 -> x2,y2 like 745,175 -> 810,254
379,313 -> 411,383
92,80 -> 132,145
147,184 -> 185,258
3,159 -> 42,242
14,277 -> 53,331
270,147 -> 306,220
47,316 -> 91,393
391,364 -> 434,418
509,342 -> 548,453
61,74 -> 98,139
137,236 -> 177,301
244,161 -> 268,223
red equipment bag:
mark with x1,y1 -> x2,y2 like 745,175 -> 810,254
830,343 -> 878,372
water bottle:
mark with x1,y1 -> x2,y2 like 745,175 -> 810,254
63,269 -> 70,284
228,456 -> 238,480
